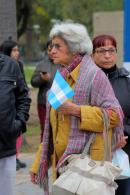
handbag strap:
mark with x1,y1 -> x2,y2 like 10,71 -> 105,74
80,109 -> 111,161
102,109 -> 111,161
80,133 -> 95,159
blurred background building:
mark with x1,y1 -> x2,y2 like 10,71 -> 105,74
93,11 -> 123,67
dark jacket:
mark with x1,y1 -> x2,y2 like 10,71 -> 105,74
0,54 -> 31,159
103,66 -> 130,157
31,52 -> 59,106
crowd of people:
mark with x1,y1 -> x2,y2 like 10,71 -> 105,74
29,22 -> 129,195
0,21 -> 130,195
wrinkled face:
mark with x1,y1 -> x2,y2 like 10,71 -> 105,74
92,40 -> 117,69
10,46 -> 20,60
51,37 -> 74,66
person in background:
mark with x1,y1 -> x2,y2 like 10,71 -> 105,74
92,34 -> 130,195
30,22 -> 124,195
31,40 -> 59,142
0,39 -> 29,171
0,46 -> 30,195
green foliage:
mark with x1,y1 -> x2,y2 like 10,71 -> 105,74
33,0 -> 123,38
17,0 -> 123,42
21,124 -> 40,152
24,65 -> 35,85
26,124 -> 40,137
60,0 -> 123,36
31,0 -> 63,41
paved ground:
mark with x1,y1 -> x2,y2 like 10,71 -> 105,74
15,153 -> 44,195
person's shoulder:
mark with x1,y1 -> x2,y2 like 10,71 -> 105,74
0,54 -> 20,74
81,54 -> 100,71
0,53 -> 17,64
1,54 -> 10,65
118,67 -> 130,78
35,53 -> 51,72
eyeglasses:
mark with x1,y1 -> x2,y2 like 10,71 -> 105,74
95,48 -> 117,55
50,43 -> 63,50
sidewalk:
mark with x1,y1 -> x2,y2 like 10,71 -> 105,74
15,153 -> 44,195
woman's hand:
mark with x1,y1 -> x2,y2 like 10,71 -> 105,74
40,72 -> 51,81
115,134 -> 128,149
57,101 -> 81,117
30,171 -> 38,184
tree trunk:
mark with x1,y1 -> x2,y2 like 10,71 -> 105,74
0,0 -> 17,43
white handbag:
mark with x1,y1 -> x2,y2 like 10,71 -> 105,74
52,110 -> 122,195
112,148 -> 130,179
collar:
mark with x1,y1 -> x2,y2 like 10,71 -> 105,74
67,64 -> 80,82
101,65 -> 130,78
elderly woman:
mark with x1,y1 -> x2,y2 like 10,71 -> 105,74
30,23 -> 123,194
92,34 -> 130,195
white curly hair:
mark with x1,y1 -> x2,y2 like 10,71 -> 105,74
49,22 -> 93,55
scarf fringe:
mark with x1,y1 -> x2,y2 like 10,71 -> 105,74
37,161 -> 49,193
